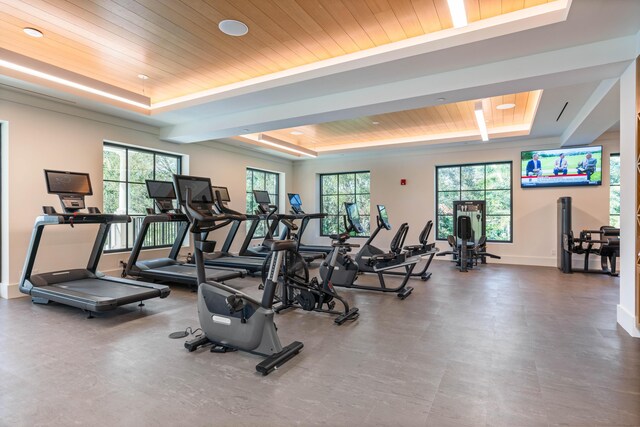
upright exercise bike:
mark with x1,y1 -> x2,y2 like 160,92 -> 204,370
174,174 -> 303,375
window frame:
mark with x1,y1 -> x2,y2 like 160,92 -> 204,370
435,161 -> 513,243
609,153 -> 620,227
245,167 -> 280,239
103,142 -> 182,253
319,170 -> 371,238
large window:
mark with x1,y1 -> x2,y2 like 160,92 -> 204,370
436,162 -> 512,242
246,168 -> 279,238
610,153 -> 620,227
320,171 -> 370,236
103,143 -> 182,251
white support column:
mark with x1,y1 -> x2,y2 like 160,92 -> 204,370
617,58 -> 640,337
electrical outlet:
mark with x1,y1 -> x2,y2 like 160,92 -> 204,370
551,249 -> 557,256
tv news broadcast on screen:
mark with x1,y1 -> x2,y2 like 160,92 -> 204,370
521,145 -> 602,188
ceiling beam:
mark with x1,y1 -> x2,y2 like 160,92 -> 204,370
561,78 -> 620,146
160,36 -> 638,144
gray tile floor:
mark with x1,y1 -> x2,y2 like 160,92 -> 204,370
1,261 -> 639,426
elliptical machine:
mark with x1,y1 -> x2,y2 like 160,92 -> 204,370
174,174 -> 303,375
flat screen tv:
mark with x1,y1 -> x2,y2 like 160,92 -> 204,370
521,145 -> 602,188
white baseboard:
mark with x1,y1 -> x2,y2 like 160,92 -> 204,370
617,305 -> 640,338
1,282 -> 25,299
433,252 -> 610,269
432,254 -> 557,267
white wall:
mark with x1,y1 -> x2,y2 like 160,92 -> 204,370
617,59 -> 639,337
293,134 -> 619,267
0,87 -> 622,301
0,89 -> 292,298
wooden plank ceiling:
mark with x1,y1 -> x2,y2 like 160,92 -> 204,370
0,0 -> 552,103
253,90 -> 542,152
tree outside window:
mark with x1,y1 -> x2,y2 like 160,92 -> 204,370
320,171 -> 370,236
436,162 -> 512,242
610,154 -> 620,227
103,143 -> 181,251
246,168 -> 279,238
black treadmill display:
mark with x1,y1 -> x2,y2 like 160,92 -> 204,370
212,186 -> 231,202
345,202 -> 365,234
253,190 -> 271,204
146,180 -> 176,199
45,170 -> 93,195
174,175 -> 214,205
377,205 -> 391,230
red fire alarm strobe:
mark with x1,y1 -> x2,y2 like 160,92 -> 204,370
400,179 -> 407,186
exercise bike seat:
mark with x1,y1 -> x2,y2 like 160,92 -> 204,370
264,239 -> 297,252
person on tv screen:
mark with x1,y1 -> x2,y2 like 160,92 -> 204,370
553,153 -> 568,176
576,153 -> 598,180
526,153 -> 542,177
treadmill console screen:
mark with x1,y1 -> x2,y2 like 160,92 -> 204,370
345,202 -> 365,234
212,186 -> 231,202
288,193 -> 302,207
377,205 -> 391,230
45,170 -> 93,195
288,193 -> 303,213
253,190 -> 271,204
146,180 -> 176,200
173,175 -> 214,207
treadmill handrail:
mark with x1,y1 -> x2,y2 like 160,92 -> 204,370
41,213 -> 131,225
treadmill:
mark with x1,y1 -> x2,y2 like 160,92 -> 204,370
286,193 -> 332,255
124,180 -> 246,290
239,190 -> 325,262
198,185 -> 266,275
19,170 -> 170,316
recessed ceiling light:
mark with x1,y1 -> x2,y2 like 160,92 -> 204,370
290,131 -> 304,135
219,20 -> 248,37
496,103 -> 516,110
137,74 -> 149,80
23,27 -> 43,38
437,98 -> 446,102
372,121 -> 380,125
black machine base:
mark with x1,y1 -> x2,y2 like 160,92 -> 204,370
334,308 -> 360,325
255,341 -> 304,376
184,335 -> 303,376
397,286 -> 413,300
